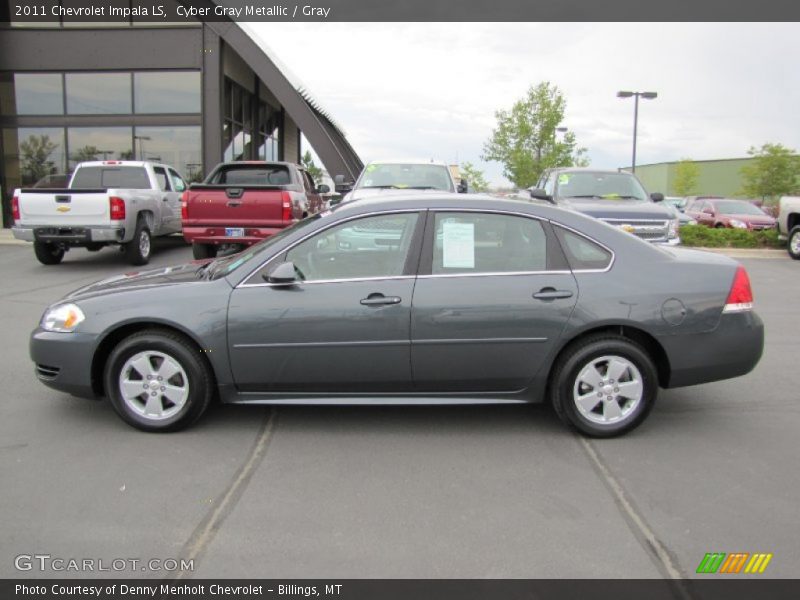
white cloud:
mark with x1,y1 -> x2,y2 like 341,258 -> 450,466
249,22 -> 800,186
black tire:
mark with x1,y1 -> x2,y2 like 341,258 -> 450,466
788,225 -> 800,260
714,223 -> 725,229
33,241 -> 65,265
192,243 -> 218,260
549,334 -> 658,437
125,217 -> 151,266
104,329 -> 213,432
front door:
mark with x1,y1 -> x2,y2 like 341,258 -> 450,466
227,211 -> 423,393
411,211 -> 578,392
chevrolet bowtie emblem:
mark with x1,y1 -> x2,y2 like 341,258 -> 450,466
56,206 -> 71,212
619,224 -> 635,233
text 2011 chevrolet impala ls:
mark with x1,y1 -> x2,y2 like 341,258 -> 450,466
29,195 -> 764,436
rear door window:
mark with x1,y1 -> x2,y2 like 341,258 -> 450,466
70,167 -> 151,189
211,165 -> 292,185
153,167 -> 171,192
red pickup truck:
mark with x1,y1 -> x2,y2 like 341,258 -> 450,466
181,161 -> 328,259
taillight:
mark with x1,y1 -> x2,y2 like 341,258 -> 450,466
109,196 -> 126,220
723,266 -> 753,313
11,195 -> 20,221
281,191 -> 293,221
180,191 -> 189,220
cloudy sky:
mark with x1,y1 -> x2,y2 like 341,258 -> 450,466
249,22 -> 800,186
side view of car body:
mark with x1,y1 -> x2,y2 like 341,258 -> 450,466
778,196 -> 800,259
685,197 -> 777,230
29,195 -> 764,437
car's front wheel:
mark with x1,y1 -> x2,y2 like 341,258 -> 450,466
788,225 -> 800,260
104,330 -> 213,432
549,335 -> 658,437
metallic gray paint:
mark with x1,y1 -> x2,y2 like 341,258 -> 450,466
29,194 -> 764,407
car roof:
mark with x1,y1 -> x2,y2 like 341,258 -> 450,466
365,159 -> 450,166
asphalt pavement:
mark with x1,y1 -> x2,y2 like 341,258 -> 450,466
0,237 -> 797,581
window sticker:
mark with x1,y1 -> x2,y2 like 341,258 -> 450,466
442,221 -> 475,268
558,174 -> 570,185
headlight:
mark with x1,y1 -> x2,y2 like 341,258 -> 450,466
729,219 -> 748,229
41,303 -> 85,333
668,218 -> 679,238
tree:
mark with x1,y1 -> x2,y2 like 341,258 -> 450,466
20,134 -> 58,184
673,158 -> 700,196
302,150 -> 324,183
482,81 -> 588,188
739,143 -> 800,200
70,145 -> 101,163
460,162 -> 490,192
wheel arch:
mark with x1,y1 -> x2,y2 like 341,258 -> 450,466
788,212 -> 800,232
546,323 -> 671,392
90,320 -> 218,397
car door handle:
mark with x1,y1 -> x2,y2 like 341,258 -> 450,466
226,200 -> 242,207
533,288 -> 574,300
162,196 -> 169,202
360,294 -> 402,306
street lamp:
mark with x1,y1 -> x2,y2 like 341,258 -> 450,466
133,135 -> 151,160
617,91 -> 657,173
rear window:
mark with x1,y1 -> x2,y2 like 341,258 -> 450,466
210,165 -> 293,186
554,226 -> 613,271
71,167 -> 151,189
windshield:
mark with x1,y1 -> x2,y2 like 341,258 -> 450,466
203,214 -> 323,280
356,163 -> 454,192
556,172 -> 648,201
714,201 -> 767,216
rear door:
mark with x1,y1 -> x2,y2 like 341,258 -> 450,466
165,168 -> 187,233
410,210 -> 578,392
150,166 -> 174,234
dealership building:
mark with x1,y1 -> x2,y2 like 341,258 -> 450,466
0,2 -> 363,227
626,157 -> 757,199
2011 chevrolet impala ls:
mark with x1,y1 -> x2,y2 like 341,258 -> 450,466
29,195 -> 764,436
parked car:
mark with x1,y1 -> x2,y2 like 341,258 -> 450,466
11,161 -> 186,265
778,195 -> 800,259
181,161 -> 328,259
528,168 -> 680,244
685,197 -> 776,230
335,159 -> 468,203
30,195 -> 763,437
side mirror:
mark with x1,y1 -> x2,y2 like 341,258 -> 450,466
457,180 -> 468,193
650,192 -> 664,202
528,187 -> 553,202
264,261 -> 298,285
316,183 -> 330,194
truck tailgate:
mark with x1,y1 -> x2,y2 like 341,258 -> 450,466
183,186 -> 287,226
18,189 -> 110,226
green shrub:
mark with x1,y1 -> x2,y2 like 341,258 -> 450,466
679,225 -> 784,248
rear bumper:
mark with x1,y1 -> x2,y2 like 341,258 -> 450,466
183,225 -> 286,246
18,226 -> 124,244
661,311 -> 764,388
29,328 -> 99,399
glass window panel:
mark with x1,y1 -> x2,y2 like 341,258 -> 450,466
9,74 -> 64,115
286,213 -> 420,282
232,85 -> 243,123
67,127 -> 133,170
133,126 -> 201,180
134,71 -> 201,114
554,226 -> 612,271
66,73 -> 132,115
3,127 -> 66,189
432,213 -> 548,275
224,80 -> 233,120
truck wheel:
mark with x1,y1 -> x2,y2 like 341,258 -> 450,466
104,329 -> 213,432
788,226 -> 800,260
192,243 -> 217,260
125,218 -> 151,266
33,241 -> 65,265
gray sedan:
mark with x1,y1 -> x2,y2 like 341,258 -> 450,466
30,195 -> 764,437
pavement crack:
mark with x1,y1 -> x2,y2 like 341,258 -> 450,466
577,435 -> 697,600
171,407 -> 278,579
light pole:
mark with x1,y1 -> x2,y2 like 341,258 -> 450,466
617,91 -> 657,173
133,135 -> 151,160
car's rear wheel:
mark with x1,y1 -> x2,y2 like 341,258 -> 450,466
125,217 -> 151,266
33,241 -> 65,265
788,225 -> 800,260
192,243 -> 218,260
549,335 -> 658,437
104,330 -> 213,432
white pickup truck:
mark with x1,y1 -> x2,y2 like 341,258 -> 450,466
11,161 -> 186,265
778,196 -> 800,259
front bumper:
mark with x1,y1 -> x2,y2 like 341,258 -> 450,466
29,328 -> 99,399
661,311 -> 764,388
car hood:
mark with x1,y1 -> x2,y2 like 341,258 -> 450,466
562,198 -> 675,220
347,187 -> 448,202
64,260 -> 213,301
